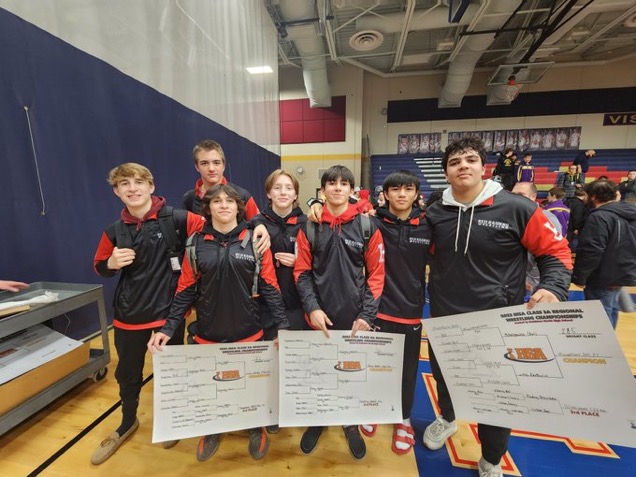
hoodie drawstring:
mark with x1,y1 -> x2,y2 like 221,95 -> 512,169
454,208 -> 462,253
454,205 -> 476,255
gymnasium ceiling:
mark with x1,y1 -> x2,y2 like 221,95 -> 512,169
267,0 -> 636,99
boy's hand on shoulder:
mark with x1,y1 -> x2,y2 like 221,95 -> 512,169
107,247 -> 136,270
253,224 -> 270,254
308,203 -> 323,224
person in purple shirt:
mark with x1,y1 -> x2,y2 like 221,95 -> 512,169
515,153 -> 535,183
544,187 -> 571,236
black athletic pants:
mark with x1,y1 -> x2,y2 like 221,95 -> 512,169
114,320 -> 185,410
428,342 -> 511,465
377,318 -> 422,420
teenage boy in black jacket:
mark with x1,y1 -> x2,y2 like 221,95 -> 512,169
359,170 -> 430,456
424,138 -> 572,477
294,165 -> 385,461
92,163 -> 204,465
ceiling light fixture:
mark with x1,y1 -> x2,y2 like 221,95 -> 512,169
246,66 -> 274,74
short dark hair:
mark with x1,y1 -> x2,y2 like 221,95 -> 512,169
442,137 -> 486,172
201,184 -> 246,223
320,165 -> 355,189
192,139 -> 226,165
584,179 -> 618,204
382,170 -> 421,194
548,187 -> 566,200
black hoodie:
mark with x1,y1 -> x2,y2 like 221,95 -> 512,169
572,201 -> 636,287
252,205 -> 307,310
374,207 -> 431,324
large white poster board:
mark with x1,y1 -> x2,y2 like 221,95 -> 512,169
278,330 -> 404,427
424,301 -> 636,448
151,342 -> 278,443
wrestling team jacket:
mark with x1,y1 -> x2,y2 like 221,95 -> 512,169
294,204 -> 385,329
374,207 -> 431,326
252,205 -> 307,311
181,176 -> 260,219
161,221 -> 289,343
572,201 -> 636,288
426,180 -> 572,317
93,196 -> 205,330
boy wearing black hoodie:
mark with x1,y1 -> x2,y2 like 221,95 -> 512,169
424,138 -> 572,477
294,165 -> 385,461
360,170 -> 430,456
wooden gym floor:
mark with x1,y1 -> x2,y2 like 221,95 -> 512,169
0,289 -> 634,477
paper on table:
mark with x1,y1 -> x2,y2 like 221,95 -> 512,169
0,291 -> 59,312
0,323 -> 84,385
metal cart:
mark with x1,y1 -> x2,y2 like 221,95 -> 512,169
0,282 -> 110,435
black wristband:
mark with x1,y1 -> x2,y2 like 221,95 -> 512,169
306,198 -> 324,207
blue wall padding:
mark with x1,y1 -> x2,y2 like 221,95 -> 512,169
0,9 -> 279,337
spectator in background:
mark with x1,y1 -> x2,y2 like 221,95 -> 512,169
572,180 -> 636,329
512,182 -> 563,294
492,148 -> 515,191
356,189 -> 374,214
515,153 -> 535,184
573,149 -> 595,182
425,189 -> 444,209
557,164 -> 584,200
567,189 -> 588,251
375,190 -> 386,209
0,280 -> 28,292
544,187 -> 571,237
619,170 -> 636,201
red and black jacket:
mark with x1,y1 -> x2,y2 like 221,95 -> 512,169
426,187 -> 572,317
294,204 -> 385,330
161,221 -> 289,343
252,205 -> 307,311
374,207 -> 431,326
182,177 -> 259,219
93,197 -> 204,330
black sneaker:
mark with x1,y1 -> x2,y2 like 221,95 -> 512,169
343,425 -> 366,460
247,427 -> 269,460
300,426 -> 324,455
196,434 -> 221,462
266,424 -> 280,434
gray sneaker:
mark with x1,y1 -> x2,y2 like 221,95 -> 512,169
478,457 -> 502,477
248,427 -> 269,460
423,416 -> 457,450
196,434 -> 221,462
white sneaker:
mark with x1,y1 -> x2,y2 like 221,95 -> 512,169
422,416 -> 457,450
478,457 -> 502,477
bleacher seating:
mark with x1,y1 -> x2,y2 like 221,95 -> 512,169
371,149 -> 635,200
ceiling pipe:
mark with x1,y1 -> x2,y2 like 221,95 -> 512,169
438,0 -> 523,108
278,0 -> 332,107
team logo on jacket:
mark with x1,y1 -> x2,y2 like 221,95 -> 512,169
234,252 -> 255,262
343,238 -> 364,249
409,237 -> 430,245
477,219 -> 510,230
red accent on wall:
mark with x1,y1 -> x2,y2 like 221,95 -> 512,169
280,95 -> 346,144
